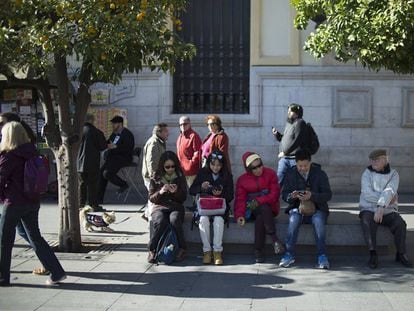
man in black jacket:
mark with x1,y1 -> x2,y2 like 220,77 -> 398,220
272,103 -> 308,185
279,149 -> 332,269
97,115 -> 135,205
77,114 -> 107,212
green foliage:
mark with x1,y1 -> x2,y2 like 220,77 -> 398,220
292,0 -> 414,74
0,0 -> 196,84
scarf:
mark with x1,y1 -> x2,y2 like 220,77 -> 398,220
161,172 -> 178,185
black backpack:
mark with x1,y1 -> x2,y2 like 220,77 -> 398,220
155,224 -> 179,264
305,122 -> 320,155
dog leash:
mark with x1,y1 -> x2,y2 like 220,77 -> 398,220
114,216 -> 131,225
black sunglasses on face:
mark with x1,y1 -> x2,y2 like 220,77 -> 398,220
164,165 -> 176,169
250,163 -> 263,171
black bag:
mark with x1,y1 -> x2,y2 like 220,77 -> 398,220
155,224 -> 179,264
305,123 -> 320,155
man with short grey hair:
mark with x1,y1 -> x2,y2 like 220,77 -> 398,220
359,149 -> 412,269
176,116 -> 202,188
142,123 -> 169,220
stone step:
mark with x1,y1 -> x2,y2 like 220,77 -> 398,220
183,207 -> 395,247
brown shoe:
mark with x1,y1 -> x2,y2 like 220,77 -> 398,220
213,251 -> 223,265
176,248 -> 186,262
147,251 -> 156,264
203,251 -> 212,264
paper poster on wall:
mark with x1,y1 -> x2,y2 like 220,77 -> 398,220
1,102 -> 14,113
91,89 -> 110,105
87,107 -> 127,138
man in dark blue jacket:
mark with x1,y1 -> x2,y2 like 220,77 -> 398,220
279,149 -> 332,269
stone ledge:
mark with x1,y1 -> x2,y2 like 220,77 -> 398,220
183,209 -> 394,247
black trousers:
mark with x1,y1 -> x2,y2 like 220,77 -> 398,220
149,208 -> 186,251
97,159 -> 129,203
79,171 -> 99,208
253,204 -> 277,251
360,210 -> 407,254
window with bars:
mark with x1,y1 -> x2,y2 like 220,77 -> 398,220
173,0 -> 250,114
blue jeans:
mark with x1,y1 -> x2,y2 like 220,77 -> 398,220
277,157 -> 296,186
285,209 -> 328,256
0,214 -> 29,243
0,203 -> 66,283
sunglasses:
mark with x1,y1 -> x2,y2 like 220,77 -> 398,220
164,165 -> 176,169
250,163 -> 263,171
211,153 -> 223,160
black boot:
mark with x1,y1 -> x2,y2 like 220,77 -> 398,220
368,250 -> 378,269
395,253 -> 413,268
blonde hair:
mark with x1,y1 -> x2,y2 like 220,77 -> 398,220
0,121 -> 30,152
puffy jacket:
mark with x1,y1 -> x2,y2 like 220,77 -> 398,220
234,151 -> 280,219
359,164 -> 399,215
176,127 -> 202,176
282,163 -> 332,214
0,143 -> 39,206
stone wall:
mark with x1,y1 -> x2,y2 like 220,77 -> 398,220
100,66 -> 414,193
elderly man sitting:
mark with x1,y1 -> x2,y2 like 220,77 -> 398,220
359,149 -> 412,269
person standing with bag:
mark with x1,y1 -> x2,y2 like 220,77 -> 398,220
0,122 -> 66,286
280,149 -> 332,269
189,150 -> 234,265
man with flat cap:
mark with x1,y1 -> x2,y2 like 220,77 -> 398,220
97,115 -> 135,207
359,149 -> 412,269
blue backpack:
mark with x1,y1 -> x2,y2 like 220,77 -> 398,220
155,224 -> 179,265
24,154 -> 49,200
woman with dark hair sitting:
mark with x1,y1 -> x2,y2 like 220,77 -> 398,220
189,150 -> 234,265
147,151 -> 187,263
235,151 -> 285,263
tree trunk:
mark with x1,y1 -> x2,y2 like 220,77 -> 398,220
55,143 -> 82,252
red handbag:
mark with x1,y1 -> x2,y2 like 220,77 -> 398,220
197,195 -> 226,216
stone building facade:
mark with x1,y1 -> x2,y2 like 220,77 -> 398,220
88,0 -> 414,193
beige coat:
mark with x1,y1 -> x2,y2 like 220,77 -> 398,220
142,134 -> 166,182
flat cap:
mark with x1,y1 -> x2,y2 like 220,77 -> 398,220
369,149 -> 387,159
110,115 -> 124,123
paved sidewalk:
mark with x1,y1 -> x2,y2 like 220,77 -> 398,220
1,194 -> 413,311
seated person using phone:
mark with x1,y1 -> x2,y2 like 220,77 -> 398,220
280,149 -> 332,269
147,151 -> 187,263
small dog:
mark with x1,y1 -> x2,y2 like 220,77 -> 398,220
80,206 -> 116,232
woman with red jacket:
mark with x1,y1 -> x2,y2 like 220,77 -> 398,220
234,151 -> 284,263
201,115 -> 231,173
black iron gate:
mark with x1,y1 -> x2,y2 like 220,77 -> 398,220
173,0 -> 250,114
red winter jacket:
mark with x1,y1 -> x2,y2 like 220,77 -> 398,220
234,151 -> 280,219
176,127 -> 202,176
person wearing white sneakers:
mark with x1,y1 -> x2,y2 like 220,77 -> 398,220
280,149 -> 332,269
189,150 -> 233,265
